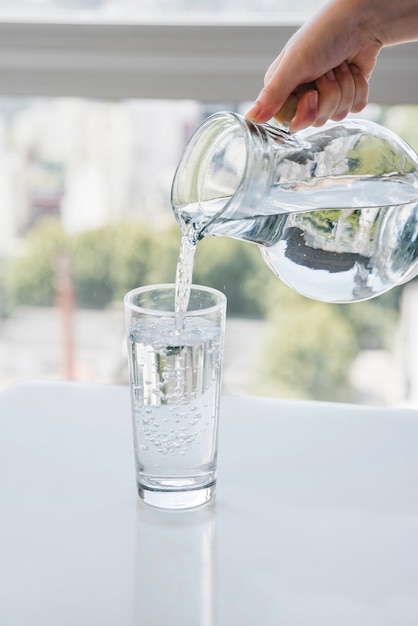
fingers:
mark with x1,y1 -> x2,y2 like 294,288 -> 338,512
277,63 -> 369,133
326,61 -> 356,122
246,50 -> 301,124
349,64 -> 369,113
247,62 -> 369,132
310,69 -> 342,127
328,62 -> 369,122
288,90 -> 319,133
245,83 -> 290,125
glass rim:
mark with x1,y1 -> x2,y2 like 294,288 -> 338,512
198,112 -> 250,214
199,111 -> 251,216
170,111 -> 252,227
124,283 -> 226,316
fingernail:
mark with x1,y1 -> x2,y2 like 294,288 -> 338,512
339,62 -> 350,73
246,103 -> 261,120
308,90 -> 318,111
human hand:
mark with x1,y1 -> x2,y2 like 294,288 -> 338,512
246,0 -> 382,132
272,63 -> 370,133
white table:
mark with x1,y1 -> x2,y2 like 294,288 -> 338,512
1,381 -> 417,626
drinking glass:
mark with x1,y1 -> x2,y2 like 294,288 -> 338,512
124,284 -> 226,509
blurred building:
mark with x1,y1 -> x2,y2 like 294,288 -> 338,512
0,97 -> 200,256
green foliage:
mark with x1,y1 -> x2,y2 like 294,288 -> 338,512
254,289 -> 359,402
382,105 -> 418,153
4,218 -> 67,306
70,226 -> 116,308
69,222 -> 180,308
247,267 -> 399,401
2,217 -> 400,402
3,218 -> 182,309
347,133 -> 417,176
336,292 -> 400,350
192,236 -> 267,317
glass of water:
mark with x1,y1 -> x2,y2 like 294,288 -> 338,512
124,284 -> 227,509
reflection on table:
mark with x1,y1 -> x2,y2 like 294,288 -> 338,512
1,381 -> 418,626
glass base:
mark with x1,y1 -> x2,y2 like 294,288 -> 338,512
137,483 -> 215,510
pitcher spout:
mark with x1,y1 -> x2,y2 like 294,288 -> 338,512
171,111 -> 283,245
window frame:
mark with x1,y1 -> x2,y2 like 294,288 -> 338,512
0,20 -> 417,104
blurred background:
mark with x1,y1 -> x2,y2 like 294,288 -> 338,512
1,0 -> 418,406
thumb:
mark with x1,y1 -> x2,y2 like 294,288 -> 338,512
246,56 -> 302,124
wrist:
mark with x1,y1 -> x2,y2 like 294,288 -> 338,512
361,0 -> 418,46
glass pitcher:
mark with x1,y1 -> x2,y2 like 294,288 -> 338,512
171,112 -> 418,303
